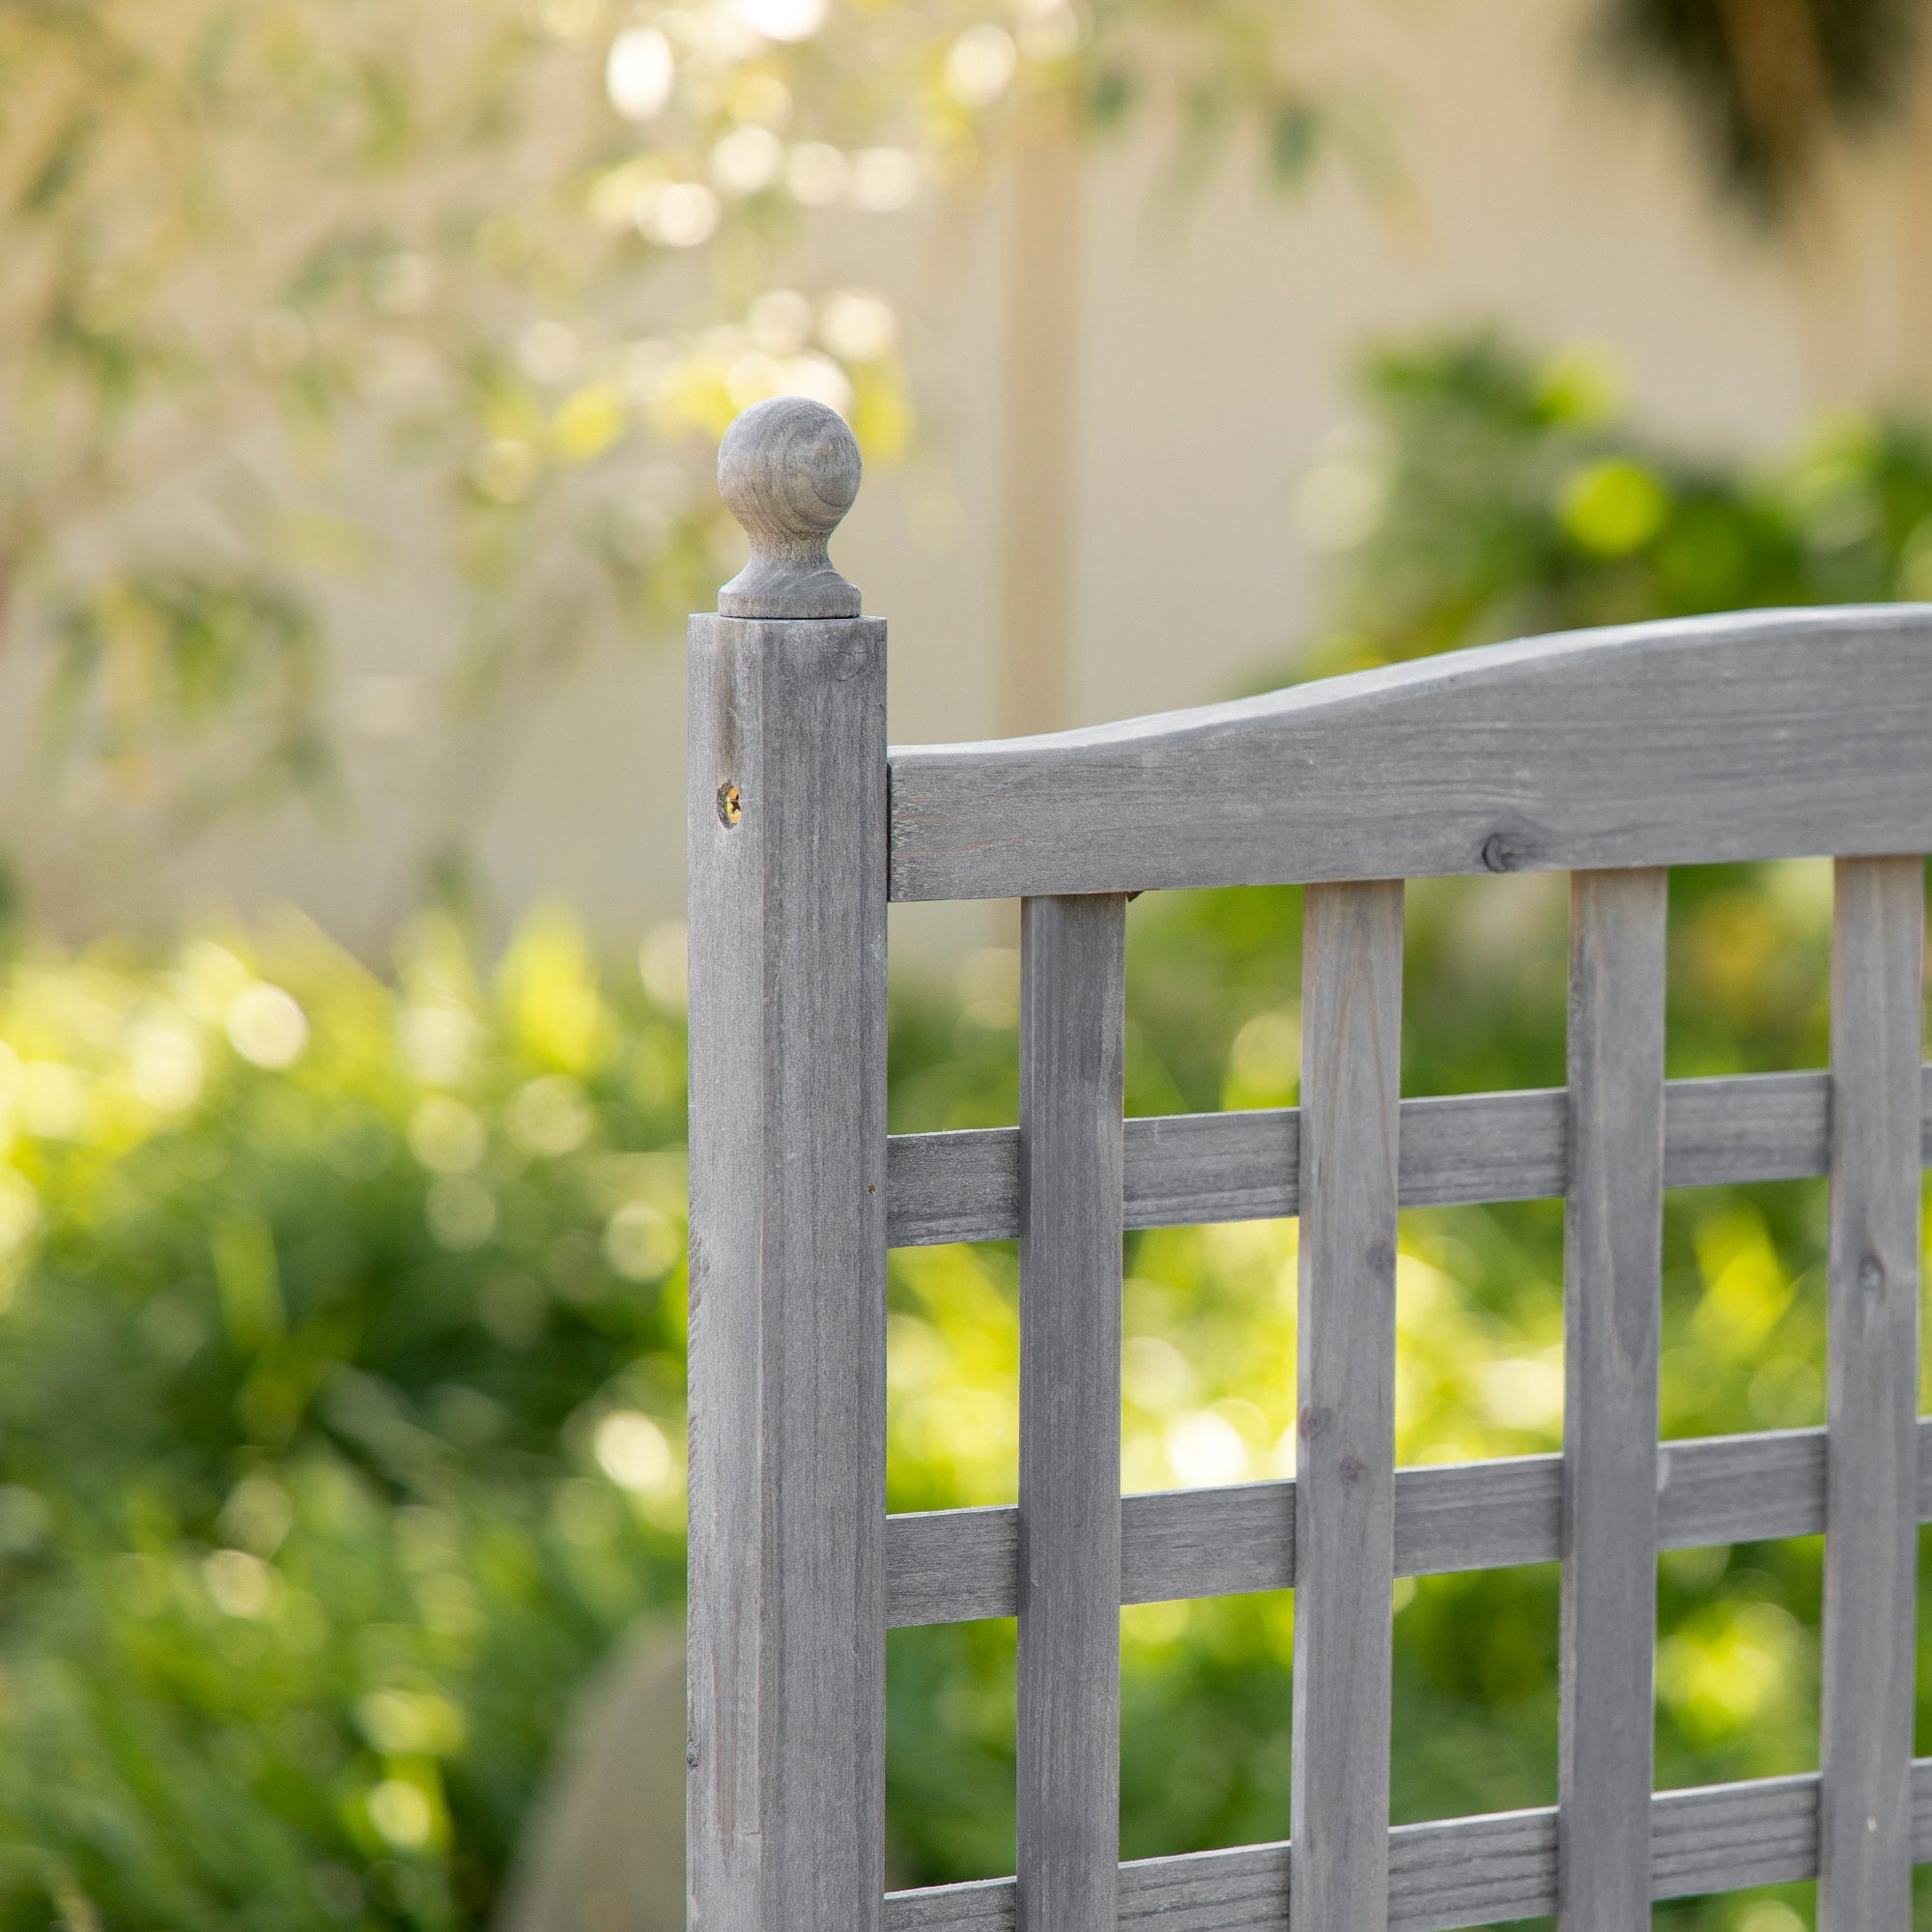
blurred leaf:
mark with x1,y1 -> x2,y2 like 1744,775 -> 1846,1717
1595,0 -> 1924,217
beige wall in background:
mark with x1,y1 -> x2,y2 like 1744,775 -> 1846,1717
10,0 -> 1932,972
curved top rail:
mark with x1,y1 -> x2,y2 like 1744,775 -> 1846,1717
886,606 -> 1932,901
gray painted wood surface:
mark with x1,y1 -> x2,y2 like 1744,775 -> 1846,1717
884,1413 -> 1932,1626
1015,895 -> 1127,1932
685,603 -> 888,1932
884,1064 -> 1932,1247
1819,854 -> 1925,1931
882,1760 -> 1932,1932
887,606 -> 1932,899
1293,881 -> 1404,1932
714,397 -> 864,617
1558,869 -> 1666,1929
684,435 -> 1932,1932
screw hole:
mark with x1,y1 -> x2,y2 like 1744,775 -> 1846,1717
717,782 -> 742,828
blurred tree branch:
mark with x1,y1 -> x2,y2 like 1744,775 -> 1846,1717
0,0 -> 1367,848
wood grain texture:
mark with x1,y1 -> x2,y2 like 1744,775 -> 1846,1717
1820,855 -> 1925,1931
1293,880 -> 1404,1932
882,1760 -> 1932,1932
1393,1453 -> 1559,1579
886,1504 -> 1019,1626
1120,1479 -> 1293,1605
1015,895 -> 1127,1932
714,397 -> 864,618
885,1417 -> 1932,1628
1654,1425 -> 1828,1548
887,606 -> 1932,899
686,613 -> 888,1932
882,1065 -> 1932,1248
1559,868 -> 1667,1930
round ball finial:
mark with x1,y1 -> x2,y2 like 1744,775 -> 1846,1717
717,396 -> 863,618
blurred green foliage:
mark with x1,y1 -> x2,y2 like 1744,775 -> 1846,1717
2,335 -> 1930,1932
0,913 -> 691,1930
1289,331 -> 1932,677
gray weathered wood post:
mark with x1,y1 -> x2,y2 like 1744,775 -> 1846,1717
686,397 -> 887,1932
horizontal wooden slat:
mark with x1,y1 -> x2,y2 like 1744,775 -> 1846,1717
887,1067 -> 1932,1249
1655,1424 -> 1829,1548
888,1505 -> 1019,1627
1123,1482 -> 1293,1605
887,606 -> 1932,900
1648,1772 -> 1820,1901
882,1760 -> 1932,1932
888,1126 -> 1021,1248
886,1418 -> 1932,1628
1393,1454 -> 1559,1577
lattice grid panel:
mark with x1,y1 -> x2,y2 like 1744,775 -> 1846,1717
877,862 -> 1928,1932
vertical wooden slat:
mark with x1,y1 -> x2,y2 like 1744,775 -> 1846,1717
686,610 -> 889,1932
1820,853 -> 1924,1931
1559,867 -> 1667,1930
1293,879 -> 1404,1932
1016,893 -> 1127,1932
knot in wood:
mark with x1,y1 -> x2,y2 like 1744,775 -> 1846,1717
717,396 -> 863,619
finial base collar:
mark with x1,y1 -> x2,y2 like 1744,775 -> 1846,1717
718,556 -> 862,620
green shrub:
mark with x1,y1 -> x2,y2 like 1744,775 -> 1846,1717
1288,330 -> 1932,679
0,914 -> 688,1930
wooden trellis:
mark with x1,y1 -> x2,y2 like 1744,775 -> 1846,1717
685,396 -> 1932,1932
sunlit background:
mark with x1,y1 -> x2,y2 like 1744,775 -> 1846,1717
1,0 -> 1931,1926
